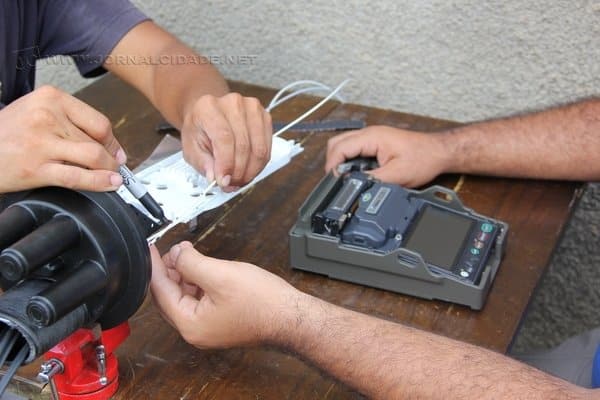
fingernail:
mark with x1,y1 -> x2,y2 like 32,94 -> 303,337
219,175 -> 231,187
110,173 -> 123,187
116,149 -> 127,165
171,244 -> 181,260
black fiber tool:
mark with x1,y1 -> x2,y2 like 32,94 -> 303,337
155,119 -> 366,136
119,165 -> 168,224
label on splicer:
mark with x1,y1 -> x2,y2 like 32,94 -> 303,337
366,187 -> 390,214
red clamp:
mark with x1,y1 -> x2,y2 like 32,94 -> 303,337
39,322 -> 130,400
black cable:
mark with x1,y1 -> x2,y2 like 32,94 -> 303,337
0,329 -> 18,367
0,343 -> 28,397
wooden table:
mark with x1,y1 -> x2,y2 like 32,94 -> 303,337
15,74 -> 584,399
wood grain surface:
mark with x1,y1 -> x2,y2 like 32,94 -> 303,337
11,74 -> 583,399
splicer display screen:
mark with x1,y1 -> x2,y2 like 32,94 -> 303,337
404,205 -> 473,270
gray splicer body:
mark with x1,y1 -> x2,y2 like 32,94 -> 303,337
289,169 -> 508,310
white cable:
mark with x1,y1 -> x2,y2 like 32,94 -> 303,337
267,79 -> 345,111
268,80 -> 331,109
268,86 -> 344,111
147,220 -> 178,244
273,78 -> 351,137
201,180 -> 217,196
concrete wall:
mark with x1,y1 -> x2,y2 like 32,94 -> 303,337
35,0 -> 600,122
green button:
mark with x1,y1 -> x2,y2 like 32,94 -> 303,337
361,192 -> 372,203
470,248 -> 480,255
481,223 -> 493,233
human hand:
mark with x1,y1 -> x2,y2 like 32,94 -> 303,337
325,126 -> 454,188
180,93 -> 272,191
0,86 -> 126,193
150,242 -> 300,348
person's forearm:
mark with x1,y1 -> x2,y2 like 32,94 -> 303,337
108,22 -> 272,187
276,293 -> 592,399
106,22 -> 229,128
149,39 -> 229,128
441,99 -> 600,181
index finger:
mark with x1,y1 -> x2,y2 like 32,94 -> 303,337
172,245 -> 227,294
60,93 -> 126,164
326,129 -> 363,151
324,131 -> 378,173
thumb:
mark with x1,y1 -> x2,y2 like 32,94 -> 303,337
171,243 -> 225,292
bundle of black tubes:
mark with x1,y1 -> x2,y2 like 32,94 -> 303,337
0,188 -> 153,397
0,326 -> 28,395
